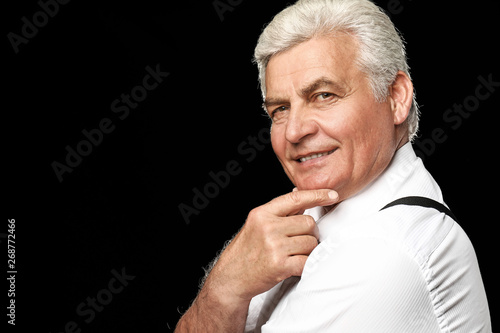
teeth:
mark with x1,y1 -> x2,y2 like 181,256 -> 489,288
299,150 -> 335,163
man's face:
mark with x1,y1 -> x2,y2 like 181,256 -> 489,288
265,34 -> 404,200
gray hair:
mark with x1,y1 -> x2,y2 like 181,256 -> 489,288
253,0 -> 420,141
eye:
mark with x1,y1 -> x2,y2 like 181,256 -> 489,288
271,106 -> 289,121
316,92 -> 335,101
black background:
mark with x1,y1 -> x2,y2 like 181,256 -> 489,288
4,0 -> 498,331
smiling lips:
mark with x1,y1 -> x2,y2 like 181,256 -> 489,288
297,149 -> 337,163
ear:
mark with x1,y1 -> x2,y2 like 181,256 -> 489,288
388,71 -> 413,125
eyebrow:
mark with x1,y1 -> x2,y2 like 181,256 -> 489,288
300,77 -> 342,98
263,76 -> 346,111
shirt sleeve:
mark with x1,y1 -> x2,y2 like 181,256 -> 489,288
260,235 -> 442,333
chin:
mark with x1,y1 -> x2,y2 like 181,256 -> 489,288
294,174 -> 341,191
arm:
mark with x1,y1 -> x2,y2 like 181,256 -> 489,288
175,236 -> 250,333
174,279 -> 250,333
175,190 -> 340,333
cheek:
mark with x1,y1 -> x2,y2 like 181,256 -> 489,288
271,127 -> 286,161
321,98 -> 391,144
271,127 -> 297,183
319,110 -> 358,144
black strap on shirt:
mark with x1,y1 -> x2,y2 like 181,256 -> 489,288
379,196 -> 457,221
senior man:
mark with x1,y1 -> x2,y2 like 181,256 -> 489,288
175,0 -> 491,331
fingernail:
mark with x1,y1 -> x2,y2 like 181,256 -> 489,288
292,187 -> 298,192
328,191 -> 339,201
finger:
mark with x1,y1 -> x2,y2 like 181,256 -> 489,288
284,255 -> 309,277
267,189 -> 339,217
284,235 -> 319,256
279,215 -> 319,239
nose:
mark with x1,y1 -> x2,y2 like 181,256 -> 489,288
285,107 -> 318,144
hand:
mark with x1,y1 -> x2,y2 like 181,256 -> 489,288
205,189 -> 339,305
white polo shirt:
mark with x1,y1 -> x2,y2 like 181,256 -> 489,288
245,143 -> 491,332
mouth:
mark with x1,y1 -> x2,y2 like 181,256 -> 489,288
296,149 -> 337,163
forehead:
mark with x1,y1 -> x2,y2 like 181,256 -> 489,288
265,33 -> 361,97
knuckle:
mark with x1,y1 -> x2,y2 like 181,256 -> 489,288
312,190 -> 326,203
246,207 -> 284,237
265,236 -> 282,254
287,191 -> 302,205
306,235 -> 319,249
267,248 -> 286,277
286,190 -> 327,208
268,250 -> 282,266
302,215 -> 316,231
284,256 -> 306,279
275,270 -> 290,283
299,236 -> 318,254
247,207 -> 264,225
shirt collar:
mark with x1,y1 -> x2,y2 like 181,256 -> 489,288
304,142 -> 419,241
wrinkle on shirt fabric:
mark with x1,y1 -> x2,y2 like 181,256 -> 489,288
245,143 -> 491,333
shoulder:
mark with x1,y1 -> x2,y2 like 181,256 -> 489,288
315,203 -> 455,259
298,207 -> 490,332
303,209 -> 434,284
268,224 -> 443,332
